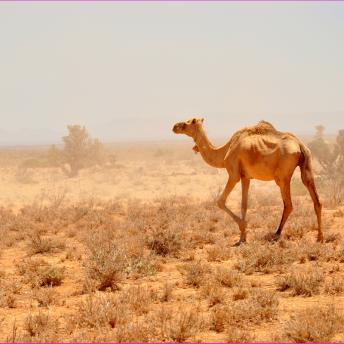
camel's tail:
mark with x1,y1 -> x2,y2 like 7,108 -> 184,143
299,142 -> 313,180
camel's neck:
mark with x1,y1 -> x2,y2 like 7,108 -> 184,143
194,127 -> 230,169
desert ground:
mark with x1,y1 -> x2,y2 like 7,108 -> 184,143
0,140 -> 343,342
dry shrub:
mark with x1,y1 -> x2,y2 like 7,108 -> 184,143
227,289 -> 279,326
284,199 -> 315,240
235,242 -> 294,274
27,231 -> 66,255
83,226 -> 157,292
128,197 -> 227,257
210,289 -> 277,335
182,261 -> 211,288
75,293 -> 129,329
284,304 -> 343,342
325,232 -> 341,244
226,327 -> 254,342
65,245 -> 83,261
210,305 -> 227,332
0,275 -> 20,308
0,290 -> 16,308
200,280 -> 227,307
324,277 -> 344,295
115,320 -> 152,342
249,207 -> 280,231
17,258 -> 64,288
207,241 -> 231,262
276,265 -> 324,296
128,198 -> 188,257
161,305 -> 203,342
0,208 -> 29,248
298,240 -> 342,263
146,226 -> 183,257
33,287 -> 59,307
21,312 -> 60,341
215,266 -> 244,288
84,239 -> 125,292
232,287 -> 250,301
120,285 -> 157,315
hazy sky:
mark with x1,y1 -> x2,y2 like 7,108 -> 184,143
0,2 -> 343,145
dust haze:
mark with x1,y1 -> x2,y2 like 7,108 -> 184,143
0,2 -> 343,342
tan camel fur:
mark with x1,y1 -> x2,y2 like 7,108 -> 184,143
173,118 -> 323,245
192,144 -> 199,154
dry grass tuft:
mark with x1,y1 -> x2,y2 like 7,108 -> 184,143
210,288 -> 278,333
163,305 -> 203,342
227,288 -> 279,326
206,241 -> 231,262
226,326 -> 254,342
17,258 -> 64,287
210,305 -> 228,333
120,285 -> 157,315
21,312 -> 60,341
283,304 -> 343,342
182,261 -> 211,288
27,231 -> 66,255
75,294 -> 129,330
324,277 -> 344,295
83,226 -> 157,291
235,242 -> 294,274
0,276 -> 20,308
32,287 -> 60,307
200,280 -> 227,307
84,238 -> 125,292
147,226 -> 183,257
215,266 -> 244,288
276,265 -> 324,296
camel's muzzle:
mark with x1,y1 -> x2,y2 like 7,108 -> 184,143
172,123 -> 184,133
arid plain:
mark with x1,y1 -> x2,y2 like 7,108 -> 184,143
0,139 -> 343,342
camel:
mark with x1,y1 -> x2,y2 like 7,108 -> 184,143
172,118 -> 323,245
192,144 -> 199,154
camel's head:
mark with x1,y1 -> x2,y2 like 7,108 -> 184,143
172,118 -> 204,138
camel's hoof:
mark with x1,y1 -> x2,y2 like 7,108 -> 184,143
317,234 -> 324,243
271,233 -> 281,243
233,240 -> 246,247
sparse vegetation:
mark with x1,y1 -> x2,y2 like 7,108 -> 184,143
276,265 -> 324,296
17,258 -> 64,287
0,143 -> 344,342
309,125 -> 344,205
283,304 -> 343,342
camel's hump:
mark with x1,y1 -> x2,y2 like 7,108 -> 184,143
228,121 -> 280,149
247,121 -> 278,135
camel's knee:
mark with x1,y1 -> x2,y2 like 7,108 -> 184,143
217,198 -> 226,210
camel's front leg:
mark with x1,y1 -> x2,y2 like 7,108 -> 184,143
217,176 -> 244,245
240,177 -> 250,239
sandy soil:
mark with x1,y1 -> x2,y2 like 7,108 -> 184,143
0,141 -> 343,342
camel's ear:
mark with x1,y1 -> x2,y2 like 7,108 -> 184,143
191,118 -> 196,124
201,118 -> 204,123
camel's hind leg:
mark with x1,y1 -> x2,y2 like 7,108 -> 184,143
217,175 -> 245,245
274,178 -> 293,240
301,172 -> 323,242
